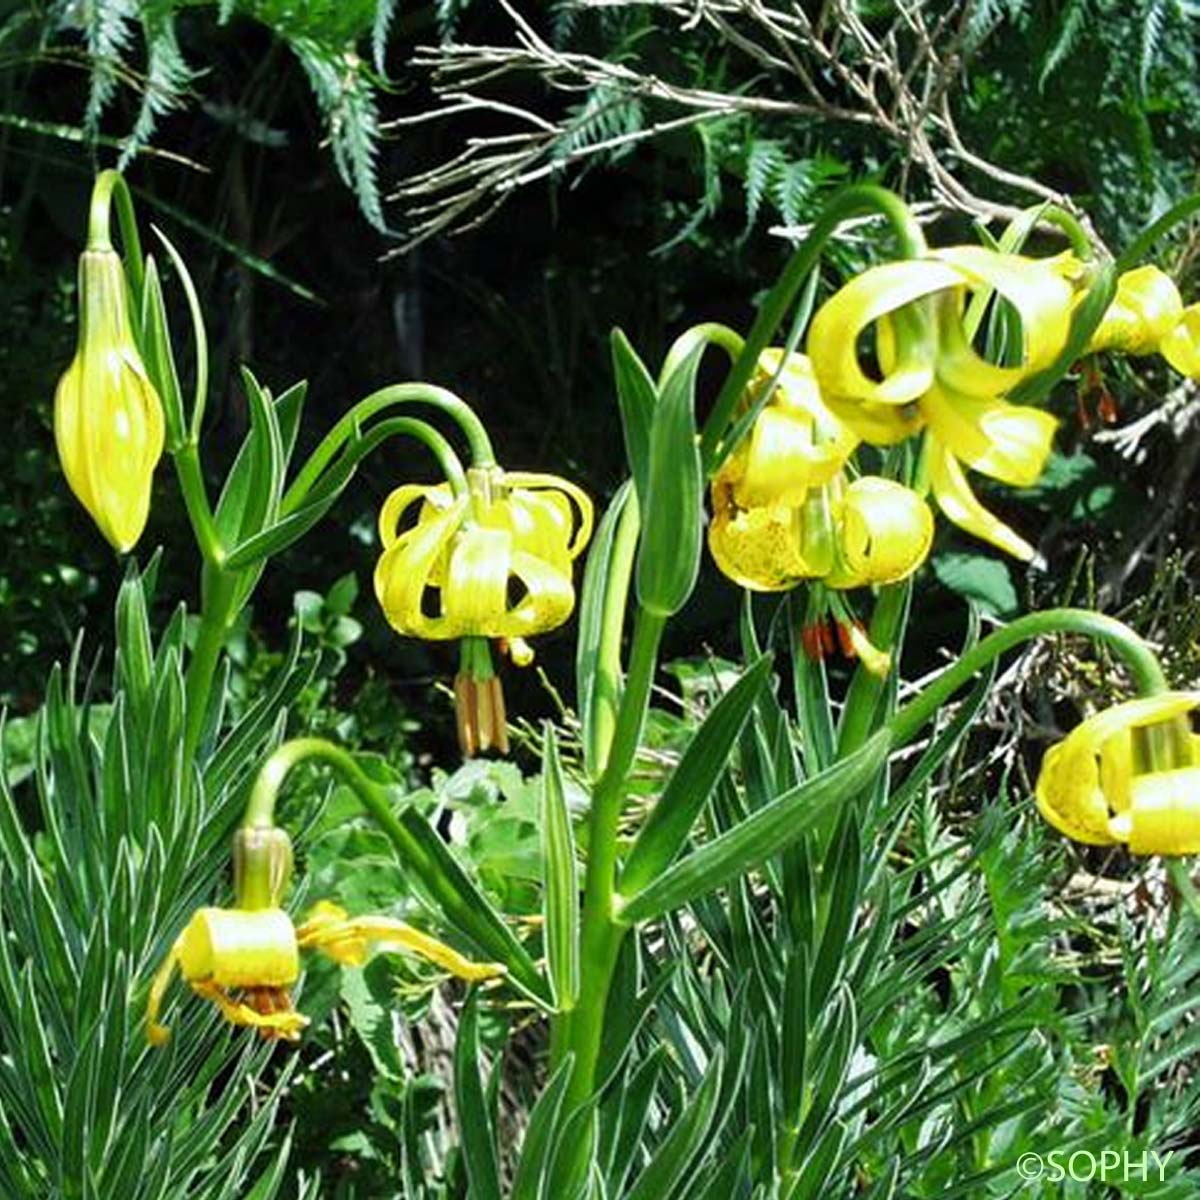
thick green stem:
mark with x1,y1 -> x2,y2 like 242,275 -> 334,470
836,582 -> 911,757
283,384 -> 495,513
183,569 -> 238,761
557,607 -> 666,1104
888,608 -> 1167,749
699,184 -> 926,471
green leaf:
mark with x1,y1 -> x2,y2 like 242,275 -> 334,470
619,653 -> 774,897
602,1047 -> 665,1194
610,328 -> 658,503
138,255 -> 185,450
932,554 -> 1018,618
809,812 -> 862,1010
635,343 -> 704,617
453,991 -> 502,1200
780,945 -> 809,1130
541,725 -> 579,1011
785,1118 -> 848,1200
576,481 -> 636,779
394,807 -> 552,1006
511,1055 -> 575,1200
618,732 -> 890,924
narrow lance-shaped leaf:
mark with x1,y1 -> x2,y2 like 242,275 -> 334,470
541,724 -> 579,1011
635,342 -> 704,618
619,653 -> 775,898
453,990 -> 502,1200
611,328 -> 657,503
618,732 -> 890,924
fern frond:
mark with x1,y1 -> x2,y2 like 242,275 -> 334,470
84,0 -> 139,134
771,157 -> 817,230
288,36 -> 387,231
1138,0 -> 1171,91
1038,0 -> 1089,88
119,6 -> 194,169
372,0 -> 398,73
741,137 -> 786,236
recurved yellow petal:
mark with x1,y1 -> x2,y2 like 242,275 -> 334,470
707,482 -> 814,592
921,385 -> 1056,489
1160,303 -> 1200,377
1087,265 -> 1183,356
826,477 -> 933,589
177,907 -> 300,989
927,439 -> 1035,560
807,259 -> 958,407
1112,767 -> 1200,855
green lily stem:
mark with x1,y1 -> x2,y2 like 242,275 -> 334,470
1117,192 -> 1200,272
283,384 -> 495,514
557,606 -> 666,1106
1038,204 -> 1096,259
182,569 -> 238,762
589,487 -> 641,778
836,582 -> 911,757
699,184 -> 926,471
888,608 -> 1168,750
87,170 -> 145,298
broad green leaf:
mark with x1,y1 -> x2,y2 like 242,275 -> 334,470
932,554 -> 1018,619
618,733 -> 890,924
619,653 -> 774,897
635,343 -> 704,617
453,991 -> 502,1200
541,725 -> 579,1011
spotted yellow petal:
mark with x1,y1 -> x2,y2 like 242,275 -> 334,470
707,483 -> 814,593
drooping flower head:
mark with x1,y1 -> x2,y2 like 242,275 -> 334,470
708,350 -> 933,595
55,246 -> 164,552
148,825 -> 503,1044
806,247 -> 1074,560
374,466 -> 593,647
1087,265 -> 1184,357
1036,692 -> 1200,856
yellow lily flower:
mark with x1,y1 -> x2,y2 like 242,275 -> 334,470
1035,692 -> 1200,856
374,466 -> 593,644
807,247 -> 1072,559
1087,265 -> 1183,356
1161,303 -> 1200,377
147,899 -> 504,1045
719,349 -> 857,508
708,474 -> 932,594
54,247 -> 164,552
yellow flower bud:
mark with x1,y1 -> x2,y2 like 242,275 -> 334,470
54,248 -> 164,552
1160,303 -> 1200,377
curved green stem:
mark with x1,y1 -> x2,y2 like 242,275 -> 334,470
87,170 -> 144,296
659,322 -> 743,387
284,384 -> 495,513
888,608 -> 1167,749
332,416 -> 469,498
699,184 -> 925,471
1038,204 -> 1096,259
1117,192 -> 1200,272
